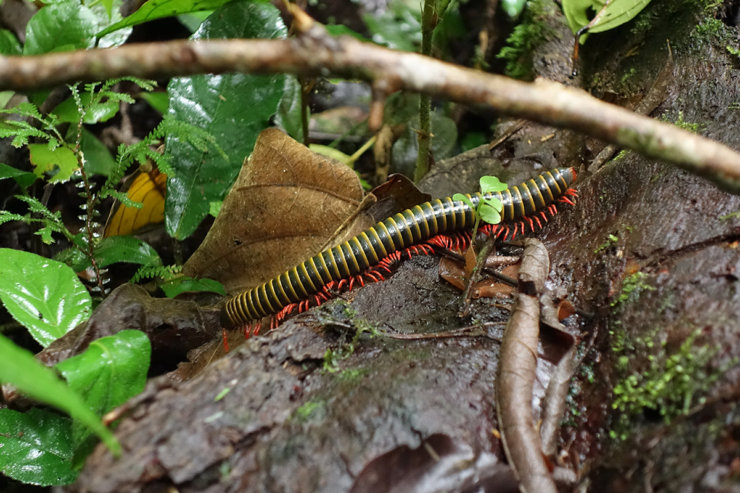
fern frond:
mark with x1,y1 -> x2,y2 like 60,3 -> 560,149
131,263 -> 182,283
102,188 -> 143,209
0,211 -> 28,226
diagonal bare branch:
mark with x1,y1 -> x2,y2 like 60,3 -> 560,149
1,20 -> 740,191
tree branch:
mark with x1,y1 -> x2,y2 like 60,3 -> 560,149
2,23 -> 740,191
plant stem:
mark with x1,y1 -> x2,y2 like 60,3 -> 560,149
414,0 -> 437,182
72,88 -> 105,296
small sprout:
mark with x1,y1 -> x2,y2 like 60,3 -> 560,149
214,387 -> 231,401
452,175 -> 508,245
479,175 -> 507,194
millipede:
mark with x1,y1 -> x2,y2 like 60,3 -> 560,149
221,167 -> 577,336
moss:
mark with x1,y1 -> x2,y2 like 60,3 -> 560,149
610,271 -> 655,309
321,316 -> 379,373
686,16 -> 734,52
609,329 -> 723,440
496,0 -> 558,80
336,368 -> 367,382
594,233 -> 619,254
294,399 -> 327,422
664,110 -> 702,133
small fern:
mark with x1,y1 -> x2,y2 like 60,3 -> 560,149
131,264 -> 182,283
0,76 -> 223,298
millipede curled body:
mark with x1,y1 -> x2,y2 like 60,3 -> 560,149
221,167 -> 577,332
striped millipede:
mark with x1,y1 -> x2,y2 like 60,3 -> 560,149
221,167 -> 577,334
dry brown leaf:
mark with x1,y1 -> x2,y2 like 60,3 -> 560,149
183,128 -> 366,294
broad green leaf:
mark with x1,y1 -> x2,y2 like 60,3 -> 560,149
0,334 -> 120,454
81,129 -> 117,176
274,76 -> 304,142
479,202 -> 502,225
28,143 -> 79,183
165,0 -> 287,239
54,246 -> 90,273
0,162 -> 37,188
56,330 -> 150,455
94,236 -> 162,268
325,24 -> 371,42
89,0 -> 133,48
160,277 -> 226,297
562,0 -> 651,40
0,248 -> 91,347
0,28 -> 21,54
97,0 -> 231,37
140,91 -> 170,114
24,1 -> 98,55
309,144 -> 353,168
391,113 -> 457,176
178,11 -> 213,32
52,93 -> 119,125
452,193 -> 475,211
0,408 -> 76,486
480,175 -> 508,194
362,1 -> 422,51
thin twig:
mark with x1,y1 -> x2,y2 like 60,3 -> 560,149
1,14 -> 739,191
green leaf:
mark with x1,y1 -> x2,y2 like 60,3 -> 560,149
94,236 -> 162,269
0,408 -> 76,486
0,249 -> 91,347
274,76 -> 304,142
309,144 -> 353,167
97,0 -> 231,37
81,129 -> 117,176
479,202 -> 502,225
362,1 -> 422,51
28,143 -> 79,183
0,28 -> 21,55
562,0 -> 652,40
502,0 -> 527,18
325,24 -> 371,42
0,162 -> 37,188
452,193 -> 475,211
140,91 -> 170,114
54,247 -> 91,272
480,175 -> 508,194
0,334 -> 120,455
24,1 -> 98,55
56,330 -> 150,454
483,196 -> 503,211
165,0 -> 287,239
160,277 -> 226,298
52,93 -> 119,125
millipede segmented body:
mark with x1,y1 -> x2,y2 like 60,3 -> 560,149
221,167 -> 577,333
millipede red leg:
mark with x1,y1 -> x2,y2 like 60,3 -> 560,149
526,216 -> 535,231
222,328 -> 230,352
560,196 -> 576,206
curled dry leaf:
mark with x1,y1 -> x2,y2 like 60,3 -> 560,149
183,128 -> 367,294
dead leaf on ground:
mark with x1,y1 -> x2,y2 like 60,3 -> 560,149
183,128 -> 367,294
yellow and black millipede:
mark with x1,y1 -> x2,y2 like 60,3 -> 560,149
221,167 -> 577,333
